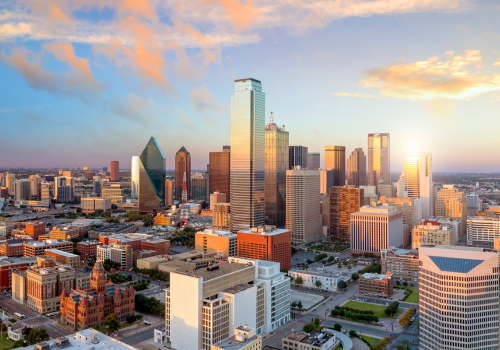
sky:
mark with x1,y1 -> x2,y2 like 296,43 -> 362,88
1,0 -> 500,172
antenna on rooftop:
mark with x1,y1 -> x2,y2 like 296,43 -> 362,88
270,112 -> 274,124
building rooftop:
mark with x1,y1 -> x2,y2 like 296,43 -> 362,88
361,273 -> 389,281
70,219 -> 98,226
45,249 -> 79,258
91,223 -> 136,233
289,267 -> 343,279
25,239 -> 70,247
181,262 -> 253,282
284,329 -> 335,346
222,283 -> 255,294
78,240 -> 102,245
238,226 -> 290,236
0,257 -> 36,266
198,229 -> 236,238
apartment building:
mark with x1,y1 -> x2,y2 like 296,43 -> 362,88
77,240 -> 103,258
237,226 -> 291,270
213,203 -> 231,229
412,221 -> 454,250
195,229 -> 237,258
0,257 -> 36,293
381,248 -> 419,283
419,246 -> 500,350
97,244 -> 133,270
23,239 -> 72,257
45,249 -> 81,269
0,239 -> 32,257
467,216 -> 500,246
359,273 -> 394,299
166,258 -> 290,350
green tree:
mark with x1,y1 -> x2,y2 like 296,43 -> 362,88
297,300 -> 303,309
349,330 -> 358,338
347,264 -> 352,270
291,302 -> 297,308
403,281 -> 408,287
343,260 -> 347,266
337,262 -> 342,268
315,280 -> 322,288
295,276 -> 303,285
303,323 -> 315,333
337,280 -> 347,290
24,328 -> 50,345
333,323 -> 342,332
351,272 -> 359,281
314,317 -> 320,326
396,280 -> 400,285
92,323 -> 100,330
105,313 -> 120,331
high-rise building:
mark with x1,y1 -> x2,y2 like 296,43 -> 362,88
54,176 -> 75,200
210,192 -> 226,210
175,146 -> 191,199
209,146 -> 230,201
328,186 -> 362,242
419,246 -> 500,350
131,156 -> 140,199
347,148 -> 366,187
350,204 -> 404,256
84,171 -> 95,180
230,78 -> 265,233
28,175 -> 40,197
191,172 -> 207,200
378,197 -> 424,243
288,146 -> 308,169
308,152 -> 320,169
14,179 -> 31,202
320,169 -> 333,194
325,146 -> 345,186
101,184 -> 123,206
412,220 -> 454,250
165,180 -> 173,207
264,112 -> 289,227
400,152 -> 433,218
237,226 -> 291,270
378,182 -> 395,198
110,161 -> 119,181
6,173 -> 16,196
213,203 -> 230,229
40,182 -> 50,206
286,169 -> 321,243
195,229 -> 237,259
434,184 -> 467,237
138,137 -> 166,212
368,133 -> 390,186
467,216 -> 500,246
57,185 -> 74,203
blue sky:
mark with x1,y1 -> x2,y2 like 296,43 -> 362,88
1,0 -> 499,172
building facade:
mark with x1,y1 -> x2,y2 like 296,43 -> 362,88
400,152 -> 433,219
325,146 -> 345,186
412,221 -> 454,250
288,146 -> 308,169
175,146 -> 191,199
213,203 -> 231,229
328,186 -> 362,242
195,229 -> 237,258
24,239 -> 73,257
381,248 -> 419,283
209,146 -> 231,202
359,273 -> 394,299
434,185 -> 467,237
347,148 -> 366,188
368,133 -> 390,186
77,240 -> 103,258
467,216 -> 500,246
308,152 -> 320,170
131,156 -> 140,199
110,161 -> 119,181
138,137 -> 166,212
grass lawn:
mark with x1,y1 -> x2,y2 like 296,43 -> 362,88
343,301 -> 403,319
402,287 -> 419,303
361,335 -> 382,349
0,333 -> 16,350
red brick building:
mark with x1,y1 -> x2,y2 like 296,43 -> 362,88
60,261 -> 135,330
77,240 -> 103,258
237,226 -> 292,270
23,239 -> 72,257
0,257 -> 36,293
0,239 -> 32,257
24,222 -> 46,240
140,239 -> 170,255
359,272 -> 394,299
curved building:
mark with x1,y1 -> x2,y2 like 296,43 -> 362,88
138,137 -> 166,212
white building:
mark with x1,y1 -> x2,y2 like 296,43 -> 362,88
427,216 -> 461,245
467,216 -> 500,246
399,152 -> 433,219
288,268 -> 350,292
165,258 -> 290,350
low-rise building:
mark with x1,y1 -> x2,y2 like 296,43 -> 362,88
212,326 -> 262,350
23,239 -> 72,257
0,224 -> 15,237
88,223 -> 138,239
288,269 -> 350,292
81,197 -> 111,212
467,216 -> 500,247
154,212 -> 175,226
49,226 -> 80,240
381,248 -> 419,283
282,329 -> 338,350
412,221 -> 454,250
136,255 -> 170,270
195,229 -> 237,258
0,239 -> 32,257
0,257 -> 36,293
140,239 -> 170,255
133,250 -> 157,265
359,273 -> 394,299
45,249 -> 81,269
77,240 -> 103,258
97,244 -> 133,270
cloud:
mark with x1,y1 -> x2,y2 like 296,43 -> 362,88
494,59 -> 500,67
104,94 -> 167,123
19,111 -> 48,123
0,22 -> 31,38
332,92 -> 378,98
422,98 -> 456,119
191,84 -> 228,113
359,50 -> 500,100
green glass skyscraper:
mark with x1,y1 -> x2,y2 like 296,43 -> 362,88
138,137 -> 166,212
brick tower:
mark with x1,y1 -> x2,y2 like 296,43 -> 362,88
90,260 -> 107,293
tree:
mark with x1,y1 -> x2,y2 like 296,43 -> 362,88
314,317 -> 320,326
291,302 -> 297,308
347,264 -> 352,270
315,280 -> 322,288
349,330 -> 358,338
24,328 -> 50,345
343,260 -> 348,266
295,276 -> 303,285
385,301 -> 400,316
92,323 -> 100,330
337,262 -> 342,268
297,300 -> 303,310
337,280 -> 347,290
396,280 -> 400,285
410,283 -> 414,287
403,281 -> 408,287
105,313 -> 120,331
351,273 -> 359,281
328,256 -> 334,262
333,323 -> 342,332
303,323 -> 315,333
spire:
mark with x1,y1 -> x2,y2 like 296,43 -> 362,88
93,260 -> 105,272
97,293 -> 104,301
114,288 -> 121,298
81,296 -> 88,305
61,289 -> 68,298
270,111 -> 274,124
128,285 -> 135,294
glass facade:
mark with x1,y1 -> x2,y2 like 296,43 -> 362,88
175,147 -> 191,200
230,78 -> 265,232
404,156 -> 420,199
265,114 -> 289,227
325,146 -> 346,186
289,146 -> 308,169
131,156 -> 140,199
138,137 -> 166,212
191,175 -> 207,200
209,148 -> 230,200
347,148 -> 366,187
368,133 -> 390,186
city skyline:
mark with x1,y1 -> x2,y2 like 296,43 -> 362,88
1,1 -> 499,172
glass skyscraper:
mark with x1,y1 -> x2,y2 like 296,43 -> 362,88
131,156 -> 140,199
138,137 -> 166,212
265,112 -> 289,227
230,78 -> 265,232
325,145 -> 346,186
368,133 -> 390,186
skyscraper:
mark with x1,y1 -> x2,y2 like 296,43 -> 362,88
131,156 -> 140,199
347,148 -> 366,187
110,161 -> 119,181
434,184 -> 467,238
190,173 -> 207,200
209,146 -> 230,200
165,180 -> 173,207
14,179 -> 31,202
308,152 -> 320,169
230,78 -> 265,233
419,246 -> 500,350
368,133 -> 390,186
6,173 -> 16,196
175,146 -> 191,200
138,137 -> 166,212
325,146 -> 345,186
265,112 -> 289,227
289,146 -> 308,169
401,152 -> 433,219
328,186 -> 362,242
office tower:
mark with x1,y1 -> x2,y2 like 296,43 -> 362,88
175,146 -> 191,200
419,246 -> 500,350
210,192 -> 226,210
325,146 -> 345,186
29,175 -> 40,197
14,179 -> 31,202
92,176 -> 101,196
40,182 -> 50,206
412,221 -> 454,249
230,78 -> 265,233
347,148 -> 366,187
378,182 -> 395,198
237,226 -> 292,269
285,169 -> 321,243
57,185 -> 74,203
195,229 -> 237,258
62,171 -> 72,177
328,186 -> 362,242
84,171 -> 95,180
350,204 -> 403,255
319,169 -> 333,194
213,203 -> 231,229
138,137 -> 166,212
308,152 -> 320,169
401,152 -> 433,219
101,184 -> 123,206
165,180 -> 173,207
191,173 -> 207,200
378,197 -> 424,240
110,161 -> 119,181
288,146 -> 308,169
6,173 -> 16,196
209,146 -> 230,201
434,185 -> 467,237
264,112 -> 289,227
359,185 -> 377,206
54,176 -> 75,200
165,257 -> 290,350
467,216 -> 500,246
131,156 -> 140,199
368,133 -> 390,186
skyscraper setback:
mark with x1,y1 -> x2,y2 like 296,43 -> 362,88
347,148 -> 366,187
265,112 -> 289,227
175,146 -> 191,200
325,146 -> 346,186
368,133 -> 390,186
230,78 -> 265,233
110,161 -> 119,181
209,146 -> 230,201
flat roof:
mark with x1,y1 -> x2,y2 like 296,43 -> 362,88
234,78 -> 261,83
213,334 -> 260,350
0,257 -> 36,266
46,249 -> 78,258
362,273 -> 389,280
181,263 -> 253,282
238,227 -> 289,236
